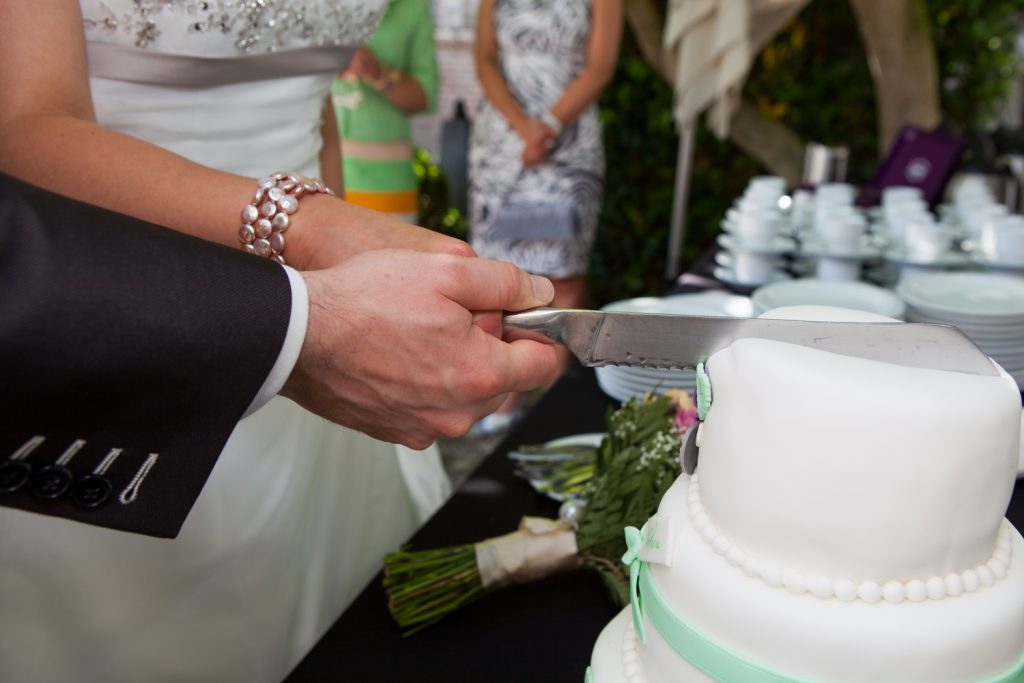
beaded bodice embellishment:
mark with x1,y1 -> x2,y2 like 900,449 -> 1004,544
82,0 -> 384,52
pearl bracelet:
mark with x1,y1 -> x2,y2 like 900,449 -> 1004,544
237,172 -> 334,265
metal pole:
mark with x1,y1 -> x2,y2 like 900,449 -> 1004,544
665,123 -> 697,282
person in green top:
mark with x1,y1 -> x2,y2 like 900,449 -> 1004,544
332,0 -> 439,223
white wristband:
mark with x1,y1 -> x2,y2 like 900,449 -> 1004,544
539,110 -> 563,135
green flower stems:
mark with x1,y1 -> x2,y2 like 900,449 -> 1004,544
382,394 -> 687,636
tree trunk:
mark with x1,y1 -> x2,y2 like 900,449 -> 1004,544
624,0 -> 674,82
728,100 -> 805,186
849,0 -> 942,153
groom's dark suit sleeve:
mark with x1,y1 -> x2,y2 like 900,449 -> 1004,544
0,174 -> 293,538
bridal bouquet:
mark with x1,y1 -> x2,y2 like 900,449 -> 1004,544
383,390 -> 696,635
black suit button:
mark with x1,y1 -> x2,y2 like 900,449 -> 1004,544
71,475 -> 112,509
0,461 -> 32,493
31,464 -> 73,499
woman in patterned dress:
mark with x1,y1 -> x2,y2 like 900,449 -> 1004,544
469,0 -> 622,428
470,0 -> 622,310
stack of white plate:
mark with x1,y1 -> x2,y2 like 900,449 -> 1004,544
595,292 -> 754,403
751,279 -> 906,319
896,272 -> 1024,388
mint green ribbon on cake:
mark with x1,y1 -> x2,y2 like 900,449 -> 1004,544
695,361 -> 712,420
621,532 -> 1024,683
621,525 -> 646,644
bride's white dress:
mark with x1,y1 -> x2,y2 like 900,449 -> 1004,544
0,2 -> 450,681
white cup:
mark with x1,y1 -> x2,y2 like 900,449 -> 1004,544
884,204 -> 932,246
904,221 -> 953,261
734,209 -> 781,247
749,175 -> 786,191
790,189 -> 814,229
953,176 -> 995,206
882,186 -> 924,207
884,197 -> 928,224
813,201 -> 859,237
815,256 -> 861,281
980,215 -> 1024,263
816,183 -> 857,204
965,203 -> 1009,240
736,193 -> 781,215
746,176 -> 786,201
732,250 -> 778,283
818,215 -> 866,252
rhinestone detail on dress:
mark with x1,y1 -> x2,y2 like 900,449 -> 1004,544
82,0 -> 383,51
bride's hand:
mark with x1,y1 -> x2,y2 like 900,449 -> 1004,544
288,194 -> 474,270
284,250 -> 561,448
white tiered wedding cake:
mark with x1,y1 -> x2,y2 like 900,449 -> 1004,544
588,305 -> 1024,683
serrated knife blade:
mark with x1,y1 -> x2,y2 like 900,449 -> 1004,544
503,308 -> 998,376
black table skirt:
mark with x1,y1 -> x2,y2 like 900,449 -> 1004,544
287,364 -> 1024,682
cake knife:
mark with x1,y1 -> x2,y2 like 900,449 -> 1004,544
503,308 -> 999,377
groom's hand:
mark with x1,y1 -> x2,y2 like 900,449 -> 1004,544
281,250 -> 562,449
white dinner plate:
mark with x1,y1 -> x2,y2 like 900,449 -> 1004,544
595,292 -> 755,402
715,250 -> 784,271
801,237 -> 882,261
717,233 -> 796,255
751,279 -> 906,319
884,247 -> 969,268
602,291 -> 755,318
595,368 -> 695,392
714,266 -> 791,288
1019,411 -> 1024,478
597,372 -> 696,393
897,272 -> 1024,321
970,252 -> 1024,272
904,310 -> 1024,334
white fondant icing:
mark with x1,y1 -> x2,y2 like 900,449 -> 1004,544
589,305 -> 1024,682
698,307 -> 1021,585
685,474 -> 1013,604
637,476 -> 1024,683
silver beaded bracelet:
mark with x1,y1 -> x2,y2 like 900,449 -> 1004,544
237,172 -> 334,265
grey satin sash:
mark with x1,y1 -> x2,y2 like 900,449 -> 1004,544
87,42 -> 356,87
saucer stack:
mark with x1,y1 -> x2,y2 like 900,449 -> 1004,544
717,176 -> 794,287
594,292 -> 754,403
799,183 -> 880,281
897,272 -> 1024,388
881,185 -> 966,280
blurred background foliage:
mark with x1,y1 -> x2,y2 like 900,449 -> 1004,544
419,0 -> 1022,307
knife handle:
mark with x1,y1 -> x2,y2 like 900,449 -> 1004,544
503,309 -> 602,364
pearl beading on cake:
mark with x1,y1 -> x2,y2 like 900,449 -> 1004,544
620,617 -> 648,683
687,475 -> 1013,603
